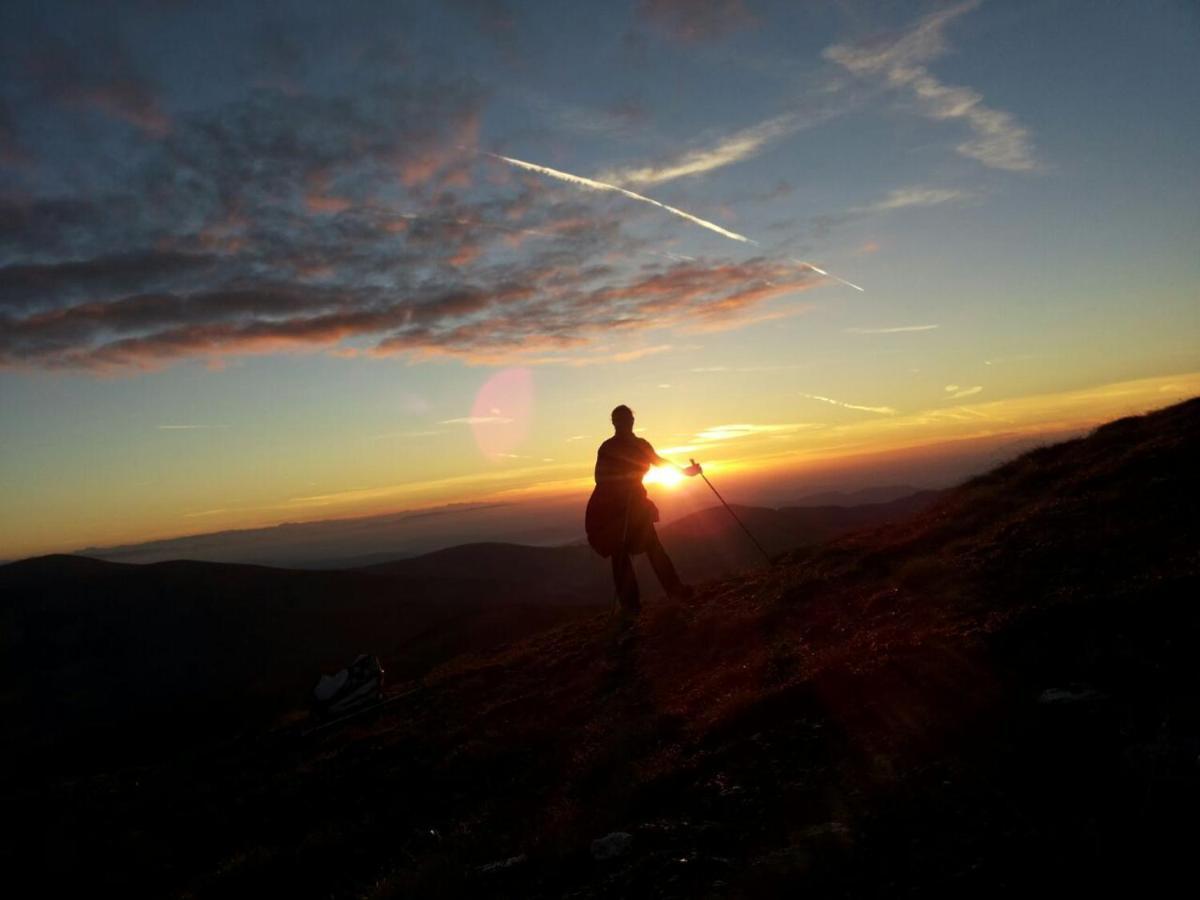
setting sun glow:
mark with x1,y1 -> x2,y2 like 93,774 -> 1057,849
644,466 -> 685,489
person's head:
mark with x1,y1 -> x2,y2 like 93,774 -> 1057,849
611,404 -> 634,434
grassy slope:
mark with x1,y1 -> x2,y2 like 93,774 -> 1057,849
9,399 -> 1200,897
0,492 -> 939,770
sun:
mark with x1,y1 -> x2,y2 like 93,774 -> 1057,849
643,465 -> 685,489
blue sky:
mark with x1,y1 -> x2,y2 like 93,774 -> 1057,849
1,0 -> 1197,557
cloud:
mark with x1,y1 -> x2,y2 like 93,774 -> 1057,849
72,77 -> 171,138
370,429 -> 445,440
637,0 -> 755,43
766,185 -> 905,262
0,37 -> 837,375
0,251 -> 217,312
510,90 -> 649,140
824,1 -> 1038,172
845,324 -> 939,334
596,113 -> 800,187
858,186 -> 969,213
690,363 -> 808,373
27,38 -> 171,137
694,422 -> 818,442
950,385 -> 983,399
801,393 -> 896,415
439,416 -> 514,425
0,247 -> 827,372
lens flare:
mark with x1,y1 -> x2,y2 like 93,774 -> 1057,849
468,367 -> 534,461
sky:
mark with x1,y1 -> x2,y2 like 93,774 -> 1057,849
1,0 -> 1198,560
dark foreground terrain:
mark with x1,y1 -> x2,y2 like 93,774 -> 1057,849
4,399 -> 1199,897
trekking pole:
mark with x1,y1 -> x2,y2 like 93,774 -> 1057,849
691,459 -> 773,567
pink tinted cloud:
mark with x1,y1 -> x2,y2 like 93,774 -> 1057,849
76,80 -> 171,137
31,45 -> 172,138
396,109 -> 480,187
1,257 -> 826,373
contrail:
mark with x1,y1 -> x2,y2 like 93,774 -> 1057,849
475,152 -> 867,290
485,152 -> 755,245
794,260 -> 865,292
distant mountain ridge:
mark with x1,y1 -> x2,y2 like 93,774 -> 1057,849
72,498 -> 585,569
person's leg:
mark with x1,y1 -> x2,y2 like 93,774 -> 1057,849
611,549 -> 641,614
645,529 -> 689,598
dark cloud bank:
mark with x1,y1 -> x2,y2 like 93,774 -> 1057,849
0,21 -> 817,374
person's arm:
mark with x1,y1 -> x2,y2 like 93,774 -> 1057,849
643,440 -> 701,476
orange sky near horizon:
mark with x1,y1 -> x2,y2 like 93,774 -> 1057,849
6,371 -> 1195,561
3,3 -> 1199,565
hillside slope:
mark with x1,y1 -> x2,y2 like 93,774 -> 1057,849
0,492 -> 937,768
656,489 -> 940,579
7,399 -> 1199,897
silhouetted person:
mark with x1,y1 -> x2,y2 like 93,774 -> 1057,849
585,405 -> 701,616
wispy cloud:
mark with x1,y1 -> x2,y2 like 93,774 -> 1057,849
845,324 -> 939,334
801,393 -> 896,415
370,429 -> 446,440
596,113 -> 799,187
31,39 -> 172,138
695,422 -> 818,442
184,507 -> 238,518
824,1 -> 1038,172
690,363 -> 809,373
950,385 -> 983,399
439,416 -> 514,425
858,186 -> 969,213
512,89 -> 649,139
519,344 -> 679,367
